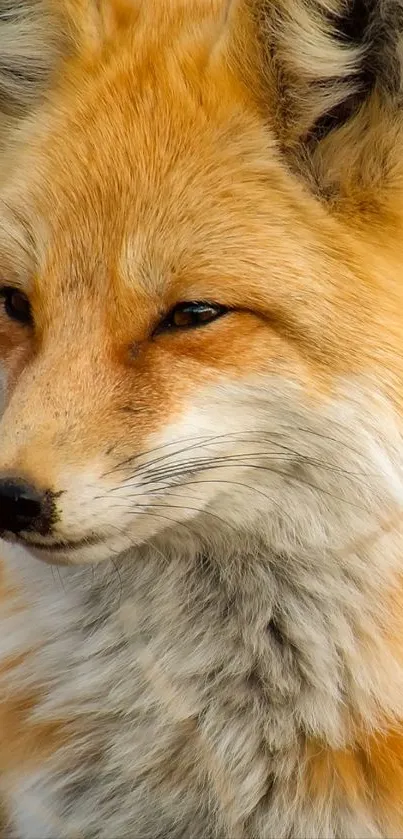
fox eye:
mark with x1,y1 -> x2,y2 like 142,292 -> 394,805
157,302 -> 228,333
0,287 -> 32,325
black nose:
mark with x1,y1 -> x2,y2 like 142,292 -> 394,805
0,478 -> 53,535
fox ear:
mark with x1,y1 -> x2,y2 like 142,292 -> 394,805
229,0 -> 403,216
0,0 -> 67,117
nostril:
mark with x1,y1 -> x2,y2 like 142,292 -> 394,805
0,478 -> 52,535
14,491 -> 43,521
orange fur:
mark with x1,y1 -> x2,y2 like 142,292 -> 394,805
305,729 -> 403,837
1,0 -> 403,835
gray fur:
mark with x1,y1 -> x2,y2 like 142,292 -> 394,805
3,384 -> 403,839
1,0 -> 403,835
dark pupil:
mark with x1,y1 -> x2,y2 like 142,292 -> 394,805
5,290 -> 30,322
195,306 -> 215,322
176,304 -> 215,326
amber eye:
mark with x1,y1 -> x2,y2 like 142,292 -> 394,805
157,302 -> 228,334
0,287 -> 32,325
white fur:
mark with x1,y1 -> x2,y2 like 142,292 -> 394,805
2,377 -> 403,837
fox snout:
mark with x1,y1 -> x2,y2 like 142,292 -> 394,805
0,342 -> 126,558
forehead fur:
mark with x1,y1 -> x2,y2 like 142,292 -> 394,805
0,0 -> 401,375
0,14 -> 281,301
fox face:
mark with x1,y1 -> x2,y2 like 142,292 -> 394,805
4,5 -> 403,838
0,0 -> 402,568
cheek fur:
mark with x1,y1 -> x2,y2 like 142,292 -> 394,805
25,378 -> 403,578
0,312 -> 292,499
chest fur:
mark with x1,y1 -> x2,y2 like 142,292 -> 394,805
2,542 -> 403,839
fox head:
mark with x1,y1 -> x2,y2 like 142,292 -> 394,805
0,0 -> 402,568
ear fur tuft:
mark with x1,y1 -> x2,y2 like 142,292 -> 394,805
238,0 -> 403,214
0,0 -> 66,117
252,0 -> 403,146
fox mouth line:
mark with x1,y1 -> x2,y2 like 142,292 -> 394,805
10,534 -> 103,553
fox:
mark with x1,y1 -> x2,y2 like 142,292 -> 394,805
2,0 -> 403,835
